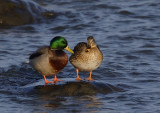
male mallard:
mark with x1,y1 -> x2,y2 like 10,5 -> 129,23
29,36 -> 73,84
69,36 -> 103,81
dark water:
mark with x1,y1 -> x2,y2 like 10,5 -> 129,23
0,0 -> 160,112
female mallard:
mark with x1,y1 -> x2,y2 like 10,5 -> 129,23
69,36 -> 103,81
29,36 -> 73,84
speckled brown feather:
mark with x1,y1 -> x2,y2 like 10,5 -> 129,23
69,36 -> 103,71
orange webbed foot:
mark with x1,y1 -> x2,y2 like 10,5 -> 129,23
44,81 -> 54,85
76,69 -> 82,81
43,76 -> 53,85
76,77 -> 82,81
53,74 -> 63,83
85,71 -> 94,81
85,77 -> 94,81
53,78 -> 63,83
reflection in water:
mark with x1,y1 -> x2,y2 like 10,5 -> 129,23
42,97 -> 65,109
78,96 -> 103,111
41,95 -> 103,113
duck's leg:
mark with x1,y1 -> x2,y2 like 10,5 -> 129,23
43,75 -> 53,84
53,74 -> 63,83
86,71 -> 94,81
76,69 -> 82,81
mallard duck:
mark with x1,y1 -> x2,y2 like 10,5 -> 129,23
29,36 -> 74,84
69,36 -> 103,81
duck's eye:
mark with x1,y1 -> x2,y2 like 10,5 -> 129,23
62,41 -> 66,44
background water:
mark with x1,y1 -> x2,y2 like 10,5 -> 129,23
0,0 -> 160,113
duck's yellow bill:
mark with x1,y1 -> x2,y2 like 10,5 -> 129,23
65,46 -> 74,54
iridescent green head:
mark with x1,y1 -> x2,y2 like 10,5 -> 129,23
50,36 -> 74,53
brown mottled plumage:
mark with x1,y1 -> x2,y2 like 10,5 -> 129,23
69,36 -> 103,80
